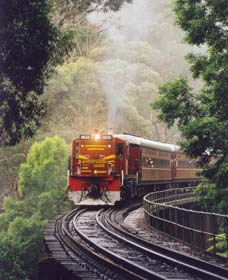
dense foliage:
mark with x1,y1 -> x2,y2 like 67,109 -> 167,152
40,58 -> 107,142
0,0 -> 207,276
0,0 -> 133,146
152,0 -> 228,213
0,0 -> 194,207
40,36 -> 183,142
0,137 -> 71,279
0,140 -> 31,205
0,0 -> 68,145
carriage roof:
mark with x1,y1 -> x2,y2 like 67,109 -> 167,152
114,134 -> 179,152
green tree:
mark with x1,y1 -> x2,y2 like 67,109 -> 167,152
0,136 -> 72,279
49,0 -> 132,60
0,214 -> 47,279
0,0 -> 66,145
50,0 -> 133,27
152,0 -> 228,213
0,77 -> 46,146
0,140 -> 31,207
19,136 -> 69,197
40,58 -> 107,142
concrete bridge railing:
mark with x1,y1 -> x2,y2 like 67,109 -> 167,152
144,187 -> 228,258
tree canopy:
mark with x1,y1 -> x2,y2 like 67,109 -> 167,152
19,136 -> 69,197
0,0 -> 65,145
152,0 -> 228,213
0,136 -> 71,279
0,0 -> 133,146
0,0 -> 213,276
40,58 -> 107,142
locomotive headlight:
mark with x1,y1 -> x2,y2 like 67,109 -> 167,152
94,134 -> 101,140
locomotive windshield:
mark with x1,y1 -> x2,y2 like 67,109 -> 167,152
117,143 -> 124,158
75,143 -> 79,159
77,140 -> 114,160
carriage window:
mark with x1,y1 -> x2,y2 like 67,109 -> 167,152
75,143 -> 79,159
178,160 -> 195,168
143,157 -> 170,168
117,143 -> 124,158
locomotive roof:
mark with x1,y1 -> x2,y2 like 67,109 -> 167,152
114,134 -> 179,152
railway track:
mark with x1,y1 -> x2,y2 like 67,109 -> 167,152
51,208 -> 144,280
45,206 -> 228,280
103,207 -> 228,278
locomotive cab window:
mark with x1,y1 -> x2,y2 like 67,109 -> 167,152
117,143 -> 124,158
75,143 -> 79,159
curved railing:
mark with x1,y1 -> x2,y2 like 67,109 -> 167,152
144,187 -> 228,258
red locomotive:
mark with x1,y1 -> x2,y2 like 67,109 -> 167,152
68,133 -> 201,205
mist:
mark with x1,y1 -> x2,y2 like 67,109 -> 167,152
88,0 -> 196,137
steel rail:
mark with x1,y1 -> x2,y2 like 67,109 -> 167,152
119,207 -> 228,276
73,209 -> 166,280
56,207 -> 145,280
98,207 -> 228,280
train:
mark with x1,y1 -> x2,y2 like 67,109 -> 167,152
68,133 -> 201,205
